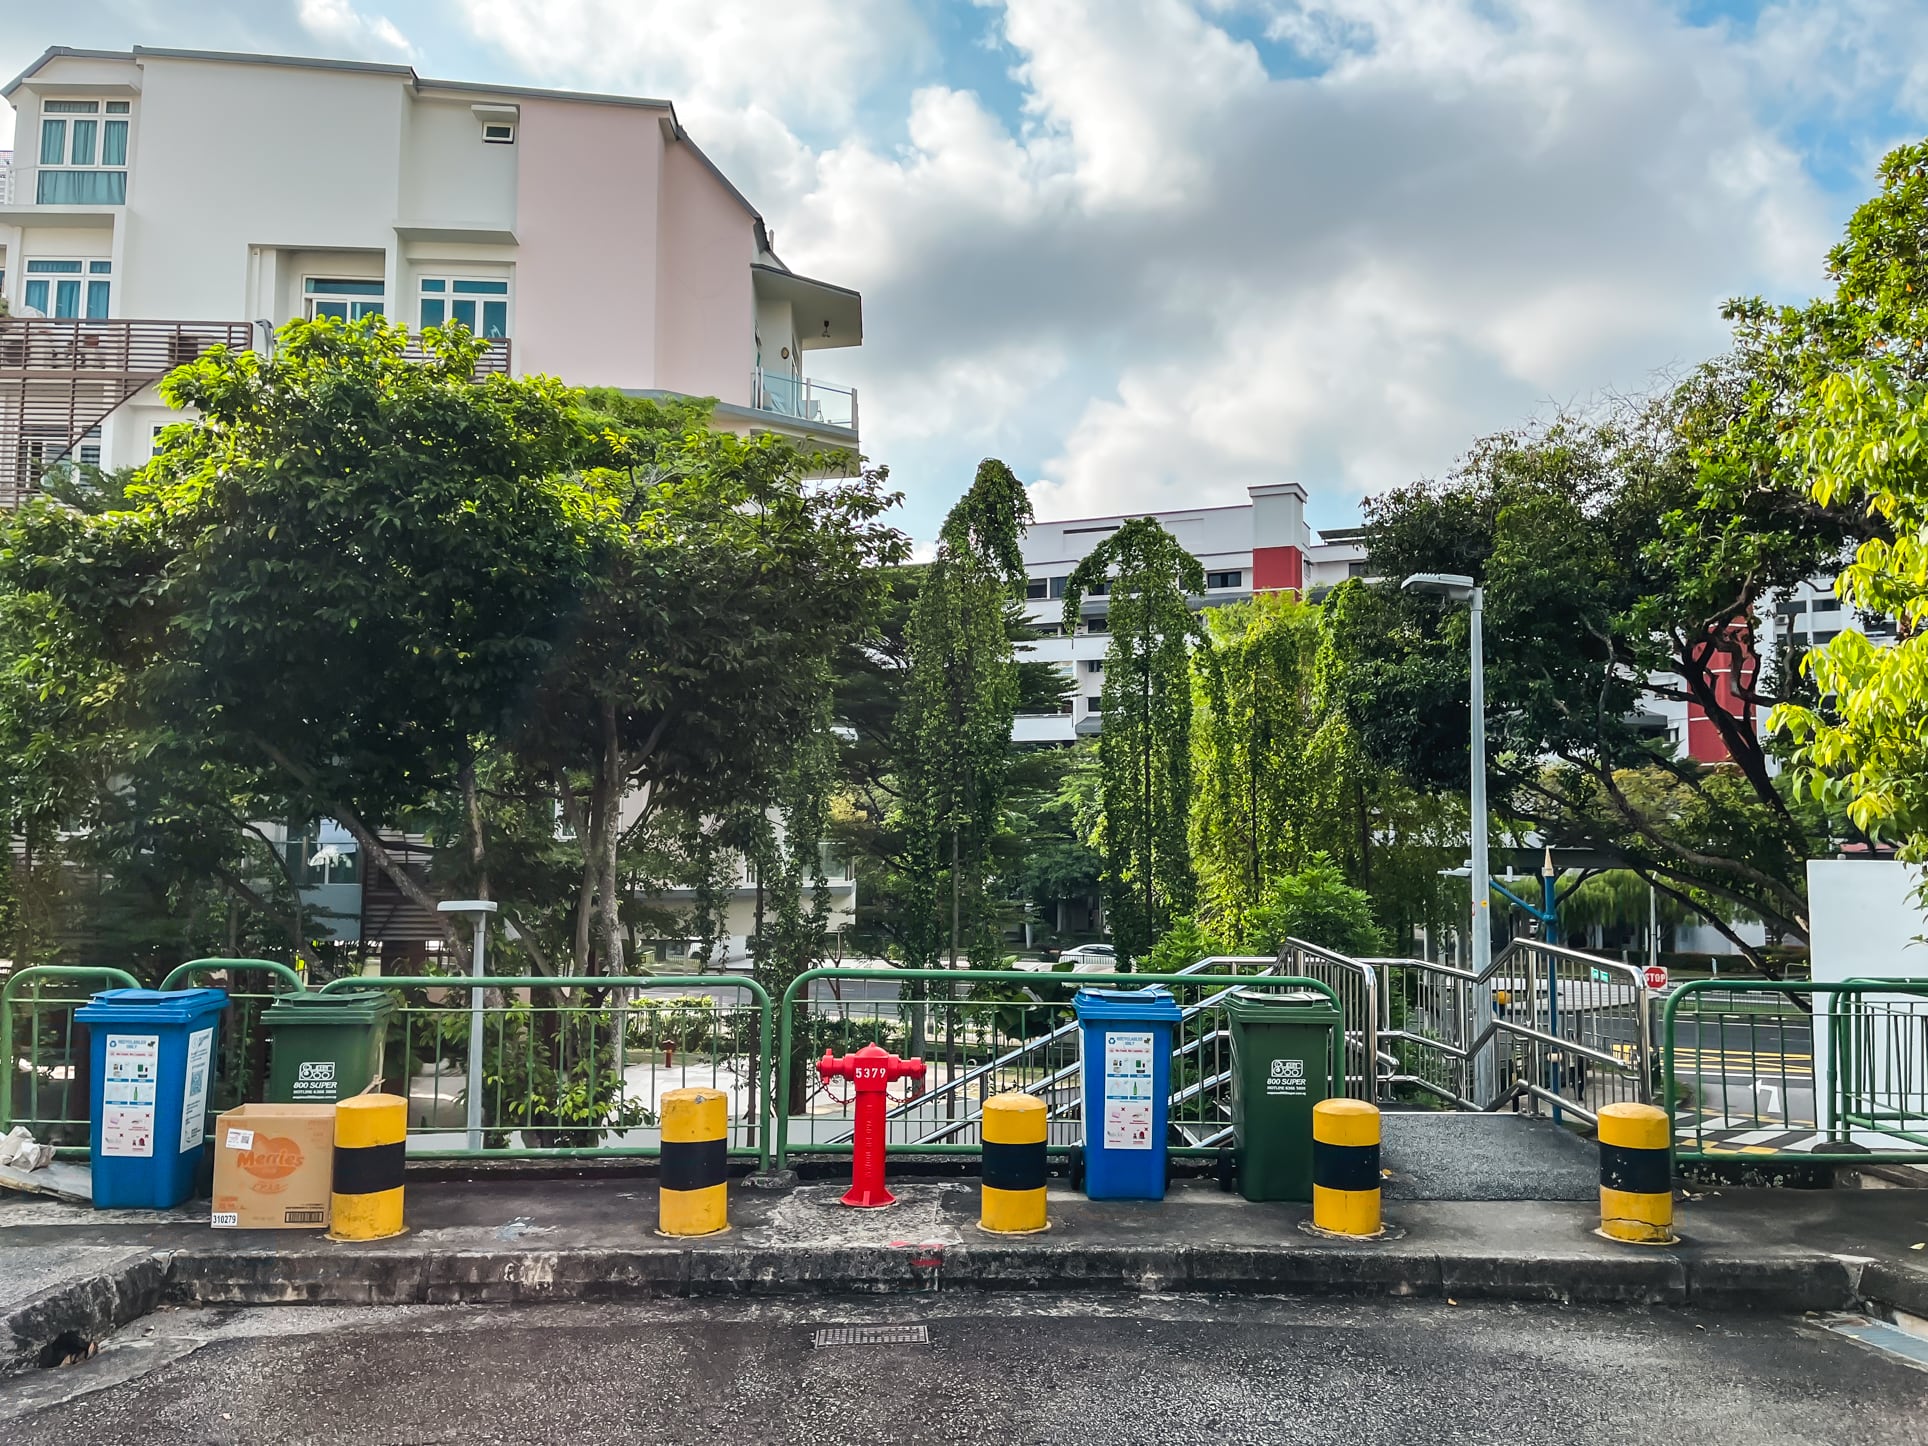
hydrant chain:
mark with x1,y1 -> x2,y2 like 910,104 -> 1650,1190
818,1043 -> 926,1208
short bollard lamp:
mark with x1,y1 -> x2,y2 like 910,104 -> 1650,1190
817,1043 -> 926,1208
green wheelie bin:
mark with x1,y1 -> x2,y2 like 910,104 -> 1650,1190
262,990 -> 394,1104
1226,989 -> 1341,1202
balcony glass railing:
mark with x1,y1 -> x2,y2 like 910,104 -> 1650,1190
752,368 -> 857,431
30,168 -> 128,205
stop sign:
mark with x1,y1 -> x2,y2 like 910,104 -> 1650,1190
1642,964 -> 1669,991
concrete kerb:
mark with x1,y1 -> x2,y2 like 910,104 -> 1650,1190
7,1185 -> 1928,1377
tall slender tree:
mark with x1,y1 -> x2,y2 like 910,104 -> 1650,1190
1064,518 -> 1205,964
896,460 -> 1033,970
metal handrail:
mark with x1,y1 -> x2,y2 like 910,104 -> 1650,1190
1,964 -> 142,1133
863,954 -> 1274,1127
159,957 -> 305,993
1277,937 -> 1380,1099
774,966 -> 1342,1168
321,974 -> 775,1168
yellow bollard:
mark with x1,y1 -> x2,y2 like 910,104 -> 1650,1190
980,1092 -> 1049,1234
1597,1102 -> 1675,1244
1311,1098 -> 1382,1237
329,1094 -> 406,1241
659,1088 -> 729,1237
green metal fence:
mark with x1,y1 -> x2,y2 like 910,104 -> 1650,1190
1,965 -> 141,1149
318,975 -> 774,1168
159,958 -> 306,1131
1665,978 -> 1928,1164
773,967 -> 1343,1171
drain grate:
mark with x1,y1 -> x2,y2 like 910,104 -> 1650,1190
813,1325 -> 931,1348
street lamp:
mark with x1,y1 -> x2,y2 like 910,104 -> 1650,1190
438,899 -> 498,1152
1403,570 -> 1495,1102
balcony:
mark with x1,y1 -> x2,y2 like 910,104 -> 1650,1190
0,167 -> 126,226
400,334 -> 513,378
752,367 -> 857,432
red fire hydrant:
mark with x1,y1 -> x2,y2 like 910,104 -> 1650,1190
818,1043 -> 926,1208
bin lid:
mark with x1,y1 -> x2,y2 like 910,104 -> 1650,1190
1072,986 -> 1181,1024
261,989 -> 395,1024
74,987 -> 229,1024
1224,987 -> 1342,1024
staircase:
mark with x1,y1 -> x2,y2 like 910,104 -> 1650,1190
0,318 -> 255,506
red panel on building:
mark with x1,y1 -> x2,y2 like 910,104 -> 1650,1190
1684,624 -> 1758,764
1252,545 -> 1304,594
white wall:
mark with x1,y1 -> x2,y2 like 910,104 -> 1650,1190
1807,858 -> 1928,1151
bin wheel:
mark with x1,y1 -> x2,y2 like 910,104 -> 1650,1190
1068,1146 -> 1085,1190
1216,1149 -> 1236,1193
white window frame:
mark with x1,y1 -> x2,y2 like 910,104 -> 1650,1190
417,275 -> 511,339
303,275 -> 386,323
481,122 -> 516,145
22,257 -> 111,319
36,98 -> 130,204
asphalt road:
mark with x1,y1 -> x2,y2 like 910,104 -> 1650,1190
5,1294 -> 1924,1445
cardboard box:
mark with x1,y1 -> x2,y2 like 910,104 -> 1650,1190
210,1103 -> 335,1229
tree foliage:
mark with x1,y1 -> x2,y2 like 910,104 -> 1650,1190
895,461 -> 1033,968
1064,518 -> 1205,963
1770,140 -> 1928,854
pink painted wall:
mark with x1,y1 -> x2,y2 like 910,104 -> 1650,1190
512,100 -> 661,388
655,140 -> 755,407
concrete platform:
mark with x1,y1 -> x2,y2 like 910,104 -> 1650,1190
7,1173 -> 1928,1378
1380,1111 -> 1598,1201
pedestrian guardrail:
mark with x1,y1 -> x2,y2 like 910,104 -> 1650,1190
1367,942 -> 1654,1123
158,958 -> 306,1131
772,967 -> 1343,1171
1665,978 -> 1928,1164
1276,939 -> 1380,1101
317,974 -> 774,1168
1,964 -> 142,1149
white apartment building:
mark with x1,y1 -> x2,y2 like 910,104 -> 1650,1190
0,151 -> 13,206
1016,483 -> 1368,743
0,45 -> 863,503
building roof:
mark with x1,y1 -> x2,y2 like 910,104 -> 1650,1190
1,44 -> 785,250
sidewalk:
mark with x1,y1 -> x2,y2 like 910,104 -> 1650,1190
7,1172 -> 1927,1376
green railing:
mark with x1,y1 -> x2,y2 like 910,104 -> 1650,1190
774,967 -> 1343,1171
160,958 -> 307,1128
1665,978 -> 1928,1164
1,964 -> 142,1148
319,975 -> 775,1169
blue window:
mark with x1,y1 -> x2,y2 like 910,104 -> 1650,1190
305,278 -> 385,322
23,259 -> 108,319
419,277 -> 510,338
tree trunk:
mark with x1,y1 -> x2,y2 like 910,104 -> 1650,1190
596,700 -> 626,978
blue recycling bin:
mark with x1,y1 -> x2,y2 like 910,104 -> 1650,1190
1074,986 -> 1181,1200
74,988 -> 228,1209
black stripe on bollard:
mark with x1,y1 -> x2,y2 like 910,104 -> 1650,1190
981,1139 -> 1048,1193
1312,1140 -> 1380,1193
332,1140 -> 406,1198
660,1136 -> 728,1193
1598,1141 -> 1671,1196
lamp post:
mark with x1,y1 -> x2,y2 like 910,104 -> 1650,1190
438,899 -> 498,1152
1403,571 -> 1494,1102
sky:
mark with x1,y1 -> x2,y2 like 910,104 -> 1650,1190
4,0 -> 1926,543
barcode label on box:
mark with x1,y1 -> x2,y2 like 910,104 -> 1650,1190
211,1212 -> 238,1228
224,1128 -> 254,1150
285,1209 -> 326,1225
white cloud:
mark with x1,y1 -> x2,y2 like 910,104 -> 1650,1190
296,0 -> 416,58
9,0 -> 1879,537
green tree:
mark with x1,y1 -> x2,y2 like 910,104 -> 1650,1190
1064,518 -> 1205,964
508,390 -> 903,974
896,460 -> 1033,970
1769,140 -> 1928,853
1192,593 -> 1368,940
1238,855 -> 1386,958
1324,386 -> 1854,972
0,321 -> 597,965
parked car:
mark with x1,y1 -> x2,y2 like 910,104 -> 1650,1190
1058,944 -> 1117,974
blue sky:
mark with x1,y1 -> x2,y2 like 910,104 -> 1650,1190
6,1 -> 1926,543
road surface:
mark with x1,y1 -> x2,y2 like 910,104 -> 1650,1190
5,1294 -> 1923,1445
